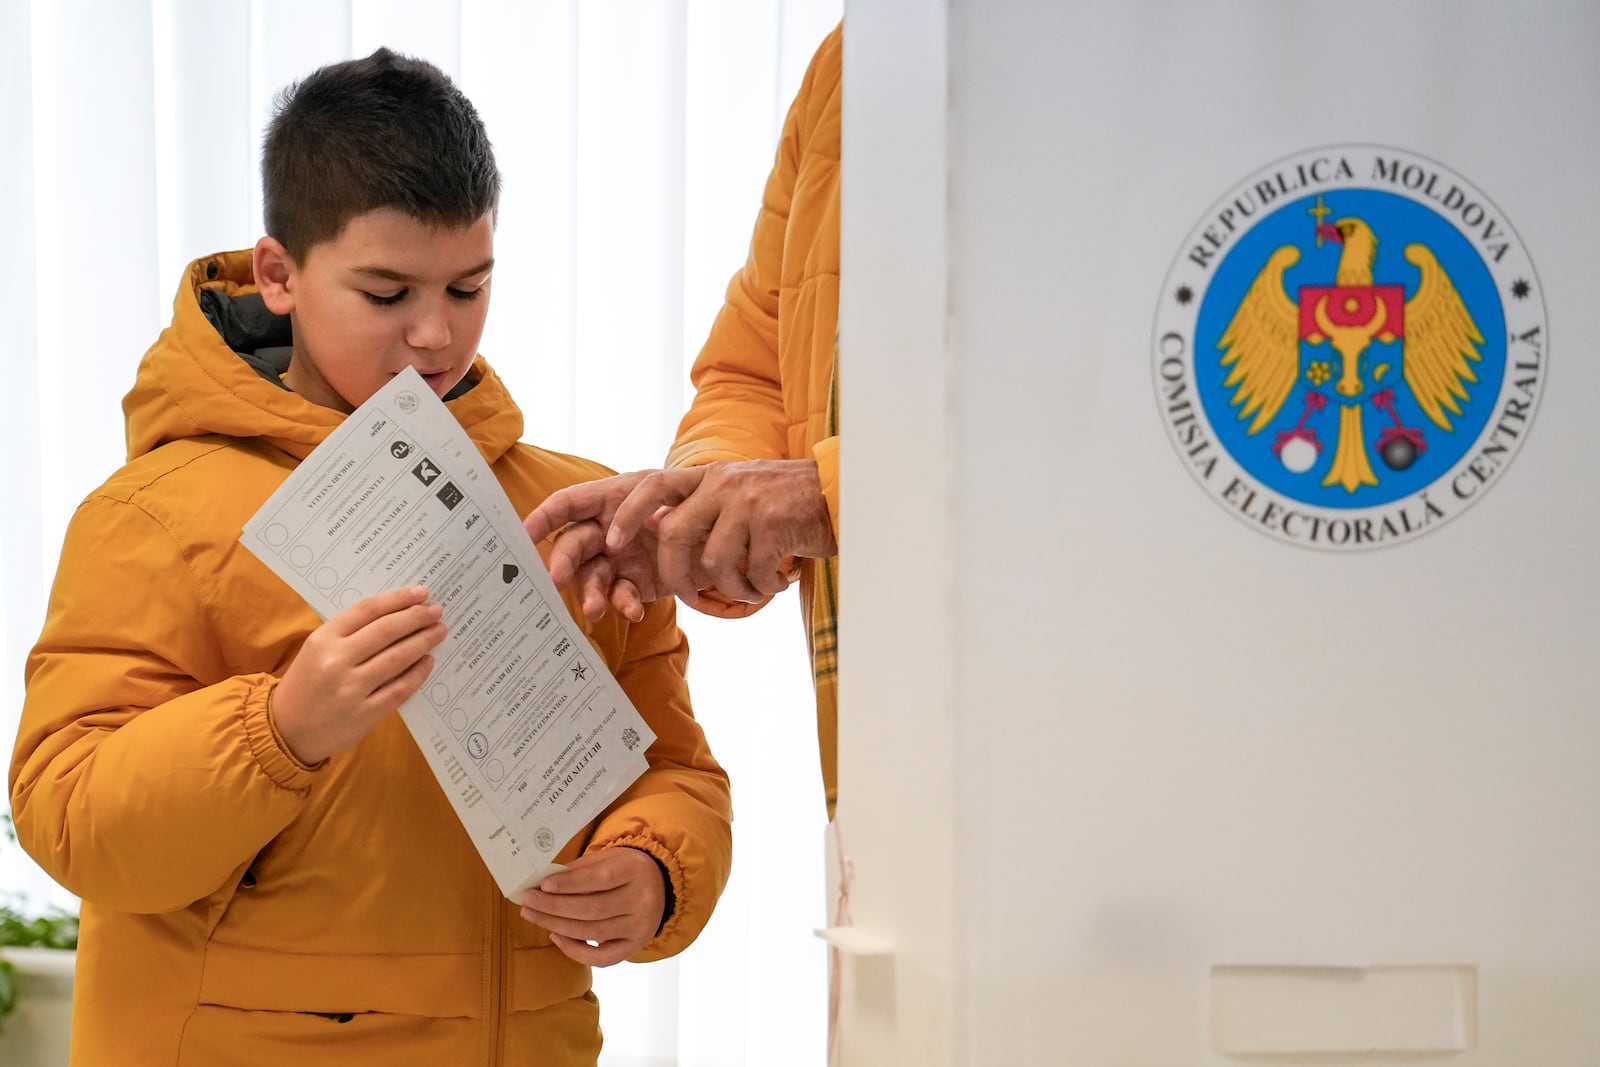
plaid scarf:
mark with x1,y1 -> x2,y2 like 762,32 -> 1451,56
809,340 -> 840,818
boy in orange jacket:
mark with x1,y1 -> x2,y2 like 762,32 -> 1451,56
9,48 -> 731,1066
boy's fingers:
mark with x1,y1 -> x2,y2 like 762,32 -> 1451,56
573,557 -> 616,622
523,903 -> 645,947
546,520 -> 607,588
520,886 -> 626,923
608,578 -> 645,624
330,586 -> 431,636
535,861 -> 625,896
358,622 -> 448,689
367,654 -> 435,711
520,902 -> 623,932
547,932 -> 631,968
525,472 -> 649,544
347,602 -> 445,662
543,846 -> 659,892
523,486 -> 603,545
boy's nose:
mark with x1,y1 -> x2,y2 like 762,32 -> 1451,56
407,309 -> 452,350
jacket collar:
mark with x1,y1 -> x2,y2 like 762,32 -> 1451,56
122,250 -> 524,465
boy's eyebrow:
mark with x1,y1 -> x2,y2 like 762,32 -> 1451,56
351,259 -> 495,283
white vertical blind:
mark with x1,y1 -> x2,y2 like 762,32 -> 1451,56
1,2 -> 839,1062
462,0 -> 581,447
0,0 -> 47,928
572,2 -> 689,471
153,0 -> 253,290
30,0 -> 162,566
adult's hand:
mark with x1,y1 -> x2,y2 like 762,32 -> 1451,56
524,459 -> 834,620
607,458 -> 835,606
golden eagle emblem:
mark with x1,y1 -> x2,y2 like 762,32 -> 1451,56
1216,199 -> 1485,491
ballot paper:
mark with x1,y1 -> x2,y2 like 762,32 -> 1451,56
241,367 -> 655,900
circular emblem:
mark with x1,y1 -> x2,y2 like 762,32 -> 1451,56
395,390 -> 419,414
1153,145 -> 1546,549
534,827 -> 555,853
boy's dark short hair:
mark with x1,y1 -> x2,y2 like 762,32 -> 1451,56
262,47 -> 500,259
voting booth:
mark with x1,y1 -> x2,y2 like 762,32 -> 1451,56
836,3 -> 1598,1063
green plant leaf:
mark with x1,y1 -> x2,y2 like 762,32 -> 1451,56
0,806 -> 80,1035
0,957 -> 17,1025
0,905 -> 79,950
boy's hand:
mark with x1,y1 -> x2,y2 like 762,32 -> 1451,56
519,847 -> 668,966
273,586 -> 447,765
524,471 -> 668,623
523,469 -> 770,623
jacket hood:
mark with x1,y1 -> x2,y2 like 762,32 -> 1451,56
123,250 -> 524,465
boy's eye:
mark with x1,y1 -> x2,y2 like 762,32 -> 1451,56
365,290 -> 406,306
447,287 -> 483,302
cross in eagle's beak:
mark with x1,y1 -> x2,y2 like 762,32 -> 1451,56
1318,223 -> 1344,245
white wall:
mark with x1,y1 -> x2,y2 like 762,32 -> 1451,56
836,2 -> 958,1064
842,2 -> 1600,1064
832,4 -> 953,1062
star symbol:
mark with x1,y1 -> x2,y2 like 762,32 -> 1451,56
1175,285 -> 1194,306
570,662 -> 588,681
1510,278 -> 1532,300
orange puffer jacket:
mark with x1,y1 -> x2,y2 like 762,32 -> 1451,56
9,250 -> 732,1066
668,25 -> 842,809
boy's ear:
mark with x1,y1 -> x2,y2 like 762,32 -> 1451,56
253,236 -> 298,314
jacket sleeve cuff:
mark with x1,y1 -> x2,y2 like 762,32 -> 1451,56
250,677 -> 322,788
590,833 -> 688,959
617,845 -> 677,934
812,435 -> 840,545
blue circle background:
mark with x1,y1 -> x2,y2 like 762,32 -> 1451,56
1194,190 -> 1506,509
